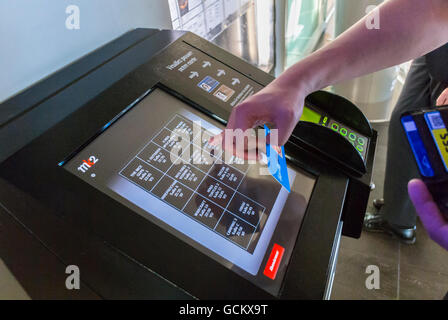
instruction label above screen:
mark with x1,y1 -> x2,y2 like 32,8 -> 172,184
155,41 -> 264,109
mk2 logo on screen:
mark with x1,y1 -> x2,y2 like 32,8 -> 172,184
78,156 -> 99,173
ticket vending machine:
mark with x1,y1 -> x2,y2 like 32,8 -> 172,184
0,29 -> 376,299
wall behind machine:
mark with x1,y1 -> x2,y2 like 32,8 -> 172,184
0,0 -> 172,103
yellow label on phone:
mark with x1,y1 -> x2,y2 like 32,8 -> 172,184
425,111 -> 448,172
433,128 -> 448,171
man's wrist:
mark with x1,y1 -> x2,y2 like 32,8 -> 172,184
273,49 -> 333,96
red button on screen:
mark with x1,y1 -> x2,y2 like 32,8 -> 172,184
263,244 -> 285,280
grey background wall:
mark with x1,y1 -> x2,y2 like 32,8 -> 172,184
0,0 -> 172,103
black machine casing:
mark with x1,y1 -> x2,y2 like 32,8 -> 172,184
0,29 -> 376,299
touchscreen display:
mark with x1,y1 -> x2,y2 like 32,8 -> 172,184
63,88 -> 316,295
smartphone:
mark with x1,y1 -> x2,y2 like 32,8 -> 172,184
401,106 -> 448,218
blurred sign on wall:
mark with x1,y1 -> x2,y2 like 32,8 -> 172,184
168,0 -> 252,40
168,0 -> 275,73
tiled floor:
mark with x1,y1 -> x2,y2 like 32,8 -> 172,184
0,259 -> 29,300
331,122 -> 448,300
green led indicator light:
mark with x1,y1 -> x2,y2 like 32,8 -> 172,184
356,145 -> 364,152
323,116 -> 328,124
340,128 -> 348,136
331,123 -> 339,131
349,133 -> 356,141
358,138 -> 365,146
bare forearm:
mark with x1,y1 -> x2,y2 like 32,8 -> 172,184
275,0 -> 448,93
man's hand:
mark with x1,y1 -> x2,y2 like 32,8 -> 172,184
436,87 -> 448,106
408,179 -> 448,250
211,81 -> 308,151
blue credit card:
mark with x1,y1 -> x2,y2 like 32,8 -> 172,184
197,76 -> 220,93
264,125 -> 291,192
401,115 -> 435,177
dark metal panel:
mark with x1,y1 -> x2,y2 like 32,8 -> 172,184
0,177 -> 192,300
0,192 -> 100,300
281,173 -> 348,299
341,130 -> 378,238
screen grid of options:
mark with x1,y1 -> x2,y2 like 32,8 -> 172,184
119,114 -> 268,252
